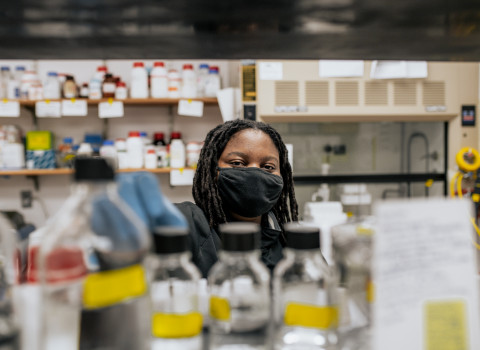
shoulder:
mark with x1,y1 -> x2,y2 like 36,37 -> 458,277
174,202 -> 211,237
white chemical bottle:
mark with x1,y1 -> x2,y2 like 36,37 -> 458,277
196,64 -> 209,97
169,134 -> 185,169
167,69 -> 181,98
204,66 -> 221,97
43,72 -> 61,99
131,62 -> 148,98
99,140 -> 118,169
181,64 -> 197,98
115,138 -> 129,169
151,62 -> 168,98
126,131 -> 144,168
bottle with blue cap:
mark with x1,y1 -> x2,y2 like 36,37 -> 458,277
37,157 -> 151,349
208,222 -> 271,350
197,63 -> 209,97
273,223 -> 339,350
44,72 -> 60,99
150,226 -> 203,350
0,66 -> 11,99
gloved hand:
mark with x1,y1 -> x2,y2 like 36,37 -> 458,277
116,172 -> 188,231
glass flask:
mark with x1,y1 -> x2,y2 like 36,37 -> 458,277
208,222 -> 271,350
38,157 -> 151,350
331,216 -> 375,350
273,223 -> 338,350
150,226 -> 203,350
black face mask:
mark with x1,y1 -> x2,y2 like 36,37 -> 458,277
217,167 -> 284,218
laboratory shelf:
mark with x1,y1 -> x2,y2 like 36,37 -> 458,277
17,97 -> 218,107
0,168 -> 194,176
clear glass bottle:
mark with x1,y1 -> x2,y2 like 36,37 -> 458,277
273,223 -> 338,350
331,216 -> 374,350
150,227 -> 203,350
208,222 -> 271,350
38,157 -> 151,350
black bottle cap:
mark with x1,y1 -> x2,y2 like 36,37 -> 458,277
74,156 -> 115,182
153,226 -> 190,254
219,222 -> 260,252
284,223 -> 321,250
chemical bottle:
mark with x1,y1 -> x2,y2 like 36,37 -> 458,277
43,72 -> 61,99
331,217 -> 374,350
186,142 -> 201,168
77,142 -> 93,157
115,81 -> 127,99
150,227 -> 203,350
79,83 -> 89,99
20,70 -> 40,99
273,223 -> 338,350
196,64 -> 209,97
208,222 -> 271,350
7,66 -> 24,99
130,62 -> 148,98
169,132 -> 185,168
57,137 -> 75,168
144,148 -> 157,169
204,66 -> 221,97
63,75 -> 77,99
99,140 -> 118,169
140,131 -> 150,147
115,138 -> 128,170
37,157 -> 151,350
88,66 -> 107,100
150,61 -> 168,98
127,131 -> 144,168
102,73 -> 116,98
0,66 -> 11,99
0,214 -> 20,348
167,69 -> 181,98
181,64 -> 197,98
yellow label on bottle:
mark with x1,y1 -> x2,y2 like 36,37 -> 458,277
152,312 -> 203,338
209,296 -> 230,321
424,300 -> 468,350
83,264 -> 147,309
284,303 -> 338,329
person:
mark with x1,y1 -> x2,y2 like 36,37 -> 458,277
175,119 -> 298,277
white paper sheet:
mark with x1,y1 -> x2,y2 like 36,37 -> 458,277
259,62 -> 283,80
61,99 -> 87,116
35,101 -> 61,118
0,100 -> 20,117
177,99 -> 204,117
216,88 -> 242,122
318,60 -> 364,77
370,60 -> 428,79
373,198 -> 479,350
170,169 -> 195,186
98,101 -> 124,118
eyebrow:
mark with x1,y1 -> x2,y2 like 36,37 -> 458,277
226,152 -> 279,164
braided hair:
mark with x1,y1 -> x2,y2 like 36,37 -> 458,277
192,119 -> 298,230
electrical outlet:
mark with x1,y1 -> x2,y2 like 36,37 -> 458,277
21,190 -> 32,208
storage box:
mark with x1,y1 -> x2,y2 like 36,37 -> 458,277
26,131 -> 54,151
26,150 -> 56,169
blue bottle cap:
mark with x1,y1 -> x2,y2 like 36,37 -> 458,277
140,132 -> 147,137
199,64 -> 209,69
103,140 -> 114,146
1,66 -> 10,71
47,72 -> 58,77
15,66 -> 25,71
63,137 -> 73,144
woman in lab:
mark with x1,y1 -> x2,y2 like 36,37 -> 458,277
176,119 -> 299,277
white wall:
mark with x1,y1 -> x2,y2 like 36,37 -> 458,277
0,59 -> 233,228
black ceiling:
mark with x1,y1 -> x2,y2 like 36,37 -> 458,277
1,0 -> 480,60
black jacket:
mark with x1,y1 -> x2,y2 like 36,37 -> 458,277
175,201 -> 284,278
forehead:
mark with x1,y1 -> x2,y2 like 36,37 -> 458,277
223,129 -> 279,156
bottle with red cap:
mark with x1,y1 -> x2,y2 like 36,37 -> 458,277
153,133 -> 167,168
127,131 -> 144,168
169,131 -> 186,168
36,157 -> 151,349
151,61 -> 168,98
131,62 -> 148,98
181,63 -> 197,98
115,81 -> 128,100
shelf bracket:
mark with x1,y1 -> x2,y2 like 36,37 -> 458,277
26,175 -> 40,191
24,105 -> 38,130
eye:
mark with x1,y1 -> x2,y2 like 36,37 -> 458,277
263,164 -> 276,171
229,160 -> 245,167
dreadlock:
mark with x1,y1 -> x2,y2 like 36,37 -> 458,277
192,119 -> 298,231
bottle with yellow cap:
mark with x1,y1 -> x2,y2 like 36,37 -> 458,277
273,223 -> 338,350
208,222 -> 271,350
149,226 -> 203,350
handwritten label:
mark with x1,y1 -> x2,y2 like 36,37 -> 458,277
36,101 -> 61,118
61,99 -> 87,116
170,169 -> 195,186
178,99 -> 204,117
373,199 -> 479,350
98,101 -> 124,118
0,100 -> 20,117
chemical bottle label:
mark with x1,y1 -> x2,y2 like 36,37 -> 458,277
151,311 -> 203,338
209,296 -> 231,321
83,264 -> 147,309
284,303 -> 338,329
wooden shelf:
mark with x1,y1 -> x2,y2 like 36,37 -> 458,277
17,97 -> 218,107
0,168 -> 195,176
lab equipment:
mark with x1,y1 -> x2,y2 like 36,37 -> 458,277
273,223 -> 338,350
208,222 -> 270,350
150,226 -> 202,350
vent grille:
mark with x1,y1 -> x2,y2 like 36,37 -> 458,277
335,81 -> 359,106
275,81 -> 299,106
365,81 -> 388,105
394,81 -> 416,105
423,81 -> 445,105
305,81 -> 329,106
